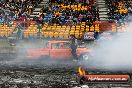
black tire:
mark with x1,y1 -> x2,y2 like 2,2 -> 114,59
80,53 -> 90,61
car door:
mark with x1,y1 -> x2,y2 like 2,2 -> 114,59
61,42 -> 72,59
50,42 -> 72,59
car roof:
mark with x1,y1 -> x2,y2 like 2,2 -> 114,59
48,40 -> 69,43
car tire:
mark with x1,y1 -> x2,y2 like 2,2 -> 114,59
80,53 -> 89,61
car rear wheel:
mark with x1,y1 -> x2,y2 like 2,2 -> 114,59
80,53 -> 89,61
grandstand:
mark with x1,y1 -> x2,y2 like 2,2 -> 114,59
0,0 -> 131,40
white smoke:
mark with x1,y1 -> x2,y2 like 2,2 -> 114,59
0,39 -> 47,65
83,17 -> 132,71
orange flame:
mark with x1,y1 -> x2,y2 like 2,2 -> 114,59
78,66 -> 86,76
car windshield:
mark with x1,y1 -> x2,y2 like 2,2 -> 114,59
44,42 -> 49,48
51,42 -> 71,49
63,42 -> 70,48
52,43 -> 60,49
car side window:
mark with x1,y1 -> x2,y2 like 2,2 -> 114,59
52,43 -> 60,49
63,42 -> 71,48
51,42 -> 71,49
45,42 -> 49,48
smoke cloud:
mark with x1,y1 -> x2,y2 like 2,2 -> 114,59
82,16 -> 132,71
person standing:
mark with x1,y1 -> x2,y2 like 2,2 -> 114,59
70,34 -> 78,60
16,23 -> 22,39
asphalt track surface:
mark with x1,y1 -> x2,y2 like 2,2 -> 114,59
0,58 -> 132,88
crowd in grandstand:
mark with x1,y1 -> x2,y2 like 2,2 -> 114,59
34,0 -> 99,27
106,0 -> 132,23
0,0 -> 42,25
0,0 -> 131,26
0,0 -> 131,39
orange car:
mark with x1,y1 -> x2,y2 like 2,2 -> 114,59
27,40 -> 93,60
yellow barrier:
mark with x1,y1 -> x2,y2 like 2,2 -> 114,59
43,31 -> 49,38
86,26 -> 89,32
95,24 -> 99,32
63,31 -> 69,39
54,32 -> 59,38
90,26 -> 94,31
59,32 -> 64,38
49,31 -> 54,38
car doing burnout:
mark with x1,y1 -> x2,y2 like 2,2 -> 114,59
27,40 -> 93,60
